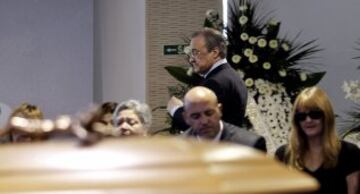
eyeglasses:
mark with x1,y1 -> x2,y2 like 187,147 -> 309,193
189,48 -> 213,58
295,110 -> 324,122
189,49 -> 202,58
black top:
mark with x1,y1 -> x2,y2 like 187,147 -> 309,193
183,122 -> 267,152
173,63 -> 248,130
275,141 -> 360,194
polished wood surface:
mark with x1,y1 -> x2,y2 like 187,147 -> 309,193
0,137 -> 318,193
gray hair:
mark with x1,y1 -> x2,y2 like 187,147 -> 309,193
112,99 -> 152,129
191,28 -> 227,58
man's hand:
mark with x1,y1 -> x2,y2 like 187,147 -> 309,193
167,96 -> 183,114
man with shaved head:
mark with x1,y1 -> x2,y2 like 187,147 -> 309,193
182,86 -> 266,152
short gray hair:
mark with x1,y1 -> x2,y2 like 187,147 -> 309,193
191,28 -> 227,58
112,100 -> 152,129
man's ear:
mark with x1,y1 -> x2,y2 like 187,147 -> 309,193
217,103 -> 223,117
211,48 -> 220,58
218,103 -> 222,111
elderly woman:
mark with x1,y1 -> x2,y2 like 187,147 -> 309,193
112,100 -> 152,136
275,87 -> 359,194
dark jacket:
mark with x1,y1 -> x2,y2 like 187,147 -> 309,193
173,63 -> 248,130
183,122 -> 267,152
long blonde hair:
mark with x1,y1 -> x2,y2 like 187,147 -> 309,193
286,87 -> 341,169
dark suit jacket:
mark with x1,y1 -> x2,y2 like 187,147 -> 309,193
183,122 -> 267,152
173,63 -> 248,130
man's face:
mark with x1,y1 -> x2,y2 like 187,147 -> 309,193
114,109 -> 146,136
183,100 -> 222,139
189,36 -> 218,74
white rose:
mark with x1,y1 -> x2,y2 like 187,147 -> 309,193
262,62 -> 271,70
244,48 -> 253,57
249,36 -> 257,44
231,54 -> 242,64
249,55 -> 258,63
245,78 -> 254,87
239,15 -> 248,25
269,40 -> 278,49
240,33 -> 249,41
257,38 -> 267,48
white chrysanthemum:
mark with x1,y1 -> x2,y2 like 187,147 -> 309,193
249,36 -> 258,44
262,62 -> 271,70
281,43 -> 290,51
258,84 -> 271,95
278,113 -> 286,123
300,72 -> 307,81
186,67 -> 193,76
249,55 -> 258,63
255,79 -> 265,88
272,95 -> 281,103
244,48 -> 253,57
231,54 -> 242,64
237,70 -> 245,79
258,85 -> 267,95
257,95 -> 266,104
257,38 -> 267,48
240,33 -> 249,41
239,5 -> 248,11
239,15 -> 248,25
279,69 -> 287,77
183,46 -> 191,55
263,86 -> 272,96
269,40 -> 278,49
245,78 -> 254,87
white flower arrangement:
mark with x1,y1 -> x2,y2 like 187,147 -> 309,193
246,79 -> 293,152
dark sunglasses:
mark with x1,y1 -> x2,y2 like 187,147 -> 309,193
295,110 -> 324,121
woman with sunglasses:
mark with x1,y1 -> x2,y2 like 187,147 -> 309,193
275,86 -> 359,194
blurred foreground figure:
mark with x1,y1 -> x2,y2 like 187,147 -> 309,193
1,103 -> 47,143
0,137 -> 319,193
275,87 -> 360,194
90,102 -> 118,136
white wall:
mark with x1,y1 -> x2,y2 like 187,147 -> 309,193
0,0 -> 93,118
94,0 -> 146,103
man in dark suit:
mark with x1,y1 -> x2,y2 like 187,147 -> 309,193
181,86 -> 266,152
167,29 -> 247,130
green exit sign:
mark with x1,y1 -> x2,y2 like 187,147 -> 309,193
163,44 -> 187,55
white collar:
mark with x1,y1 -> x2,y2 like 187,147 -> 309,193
196,121 -> 224,142
200,58 -> 227,78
